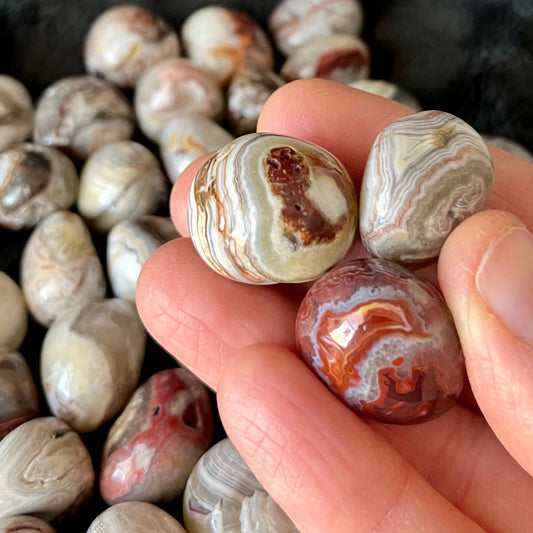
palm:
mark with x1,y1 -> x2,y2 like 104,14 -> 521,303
137,80 -> 533,532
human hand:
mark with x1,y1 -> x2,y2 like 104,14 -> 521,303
136,79 -> 533,532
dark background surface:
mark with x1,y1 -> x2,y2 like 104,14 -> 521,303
1,0 -> 532,530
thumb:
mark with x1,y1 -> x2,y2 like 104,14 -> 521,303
439,210 -> 533,474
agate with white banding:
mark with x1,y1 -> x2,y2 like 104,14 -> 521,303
33,76 -> 135,160
226,68 -> 285,136
269,0 -> 364,56
0,143 -> 79,230
0,75 -> 33,152
183,438 -> 299,533
160,116 -> 233,183
87,502 -> 186,533
281,33 -> 370,84
107,216 -> 179,301
41,299 -> 146,433
135,58 -> 225,142
188,133 -> 358,284
181,6 -> 274,87
360,110 -> 494,264
0,417 -> 94,521
20,211 -> 106,327
481,134 -> 533,162
100,368 -> 213,505
0,515 -> 56,533
84,5 -> 180,88
348,79 -> 422,111
0,272 -> 27,352
77,141 -> 168,233
0,352 -> 39,440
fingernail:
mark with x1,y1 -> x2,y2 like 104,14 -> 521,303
476,225 -> 533,343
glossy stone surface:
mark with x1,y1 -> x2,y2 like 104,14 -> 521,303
281,33 -> 370,84
100,368 -> 213,505
0,417 -> 94,521
107,216 -> 179,301
41,299 -> 146,432
481,134 -> 533,162
269,0 -> 364,56
84,5 -> 180,89
20,211 -> 106,327
348,79 -> 422,111
160,115 -> 233,184
134,58 -> 225,142
296,258 -> 465,424
181,6 -> 274,87
77,141 -> 168,233
87,502 -> 186,533
360,110 -> 494,264
226,68 -> 285,136
0,272 -> 27,352
0,75 -> 33,152
33,76 -> 135,160
183,438 -> 299,533
0,515 -> 56,533
0,143 -> 79,231
0,352 -> 39,440
188,133 -> 358,284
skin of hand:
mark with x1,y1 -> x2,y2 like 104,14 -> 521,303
136,79 -> 533,532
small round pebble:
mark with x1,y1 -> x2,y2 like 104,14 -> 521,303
0,272 -> 27,352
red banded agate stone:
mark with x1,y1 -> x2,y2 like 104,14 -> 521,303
296,258 -> 465,424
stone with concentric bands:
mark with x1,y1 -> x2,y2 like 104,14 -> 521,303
188,133 -> 358,284
360,110 -> 494,264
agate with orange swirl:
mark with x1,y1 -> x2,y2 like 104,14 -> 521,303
360,110 -> 494,264
296,258 -> 465,424
188,133 -> 358,284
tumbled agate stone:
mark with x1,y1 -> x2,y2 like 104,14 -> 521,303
188,133 -> 358,284
20,211 -> 106,327
87,502 -> 186,533
183,438 -> 299,533
107,215 -> 179,301
41,299 -> 146,432
100,368 -> 213,505
0,351 -> 39,440
0,272 -> 27,352
0,515 -> 56,533
0,417 -> 94,521
296,258 -> 465,424
360,110 -> 494,264
0,75 -> 33,152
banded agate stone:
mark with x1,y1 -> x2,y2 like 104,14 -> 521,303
296,258 -> 465,424
188,133 -> 358,284
360,110 -> 494,264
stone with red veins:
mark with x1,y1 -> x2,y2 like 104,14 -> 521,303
99,368 -> 213,505
296,258 -> 465,424
188,133 -> 358,284
281,33 -> 370,84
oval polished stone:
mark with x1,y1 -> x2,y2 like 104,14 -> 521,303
360,110 -> 494,264
107,216 -> 179,302
20,211 -> 106,327
87,502 -> 186,533
0,514 -> 56,533
100,367 -> 213,505
296,258 -> 465,424
183,438 -> 299,533
84,5 -> 180,89
41,299 -> 146,432
0,417 -> 94,521
188,133 -> 358,284
0,272 -> 27,352
0,352 -> 39,440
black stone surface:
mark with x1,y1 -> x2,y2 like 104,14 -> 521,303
1,0 -> 532,530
